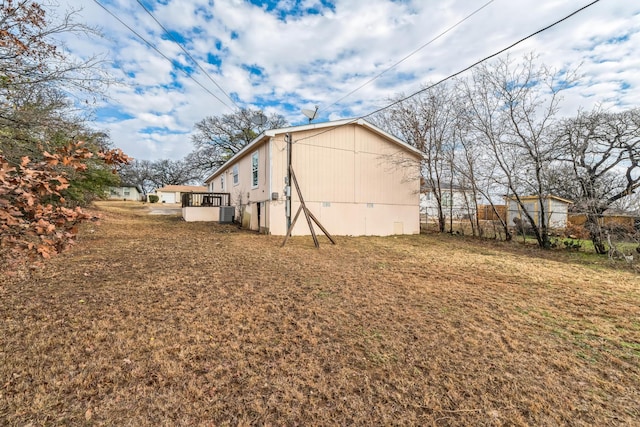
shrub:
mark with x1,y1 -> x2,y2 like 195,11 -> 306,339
148,195 -> 159,203
563,239 -> 582,251
0,142 -> 129,269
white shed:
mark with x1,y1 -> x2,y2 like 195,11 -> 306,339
506,195 -> 572,229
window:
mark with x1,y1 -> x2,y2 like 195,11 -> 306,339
442,192 -> 452,208
251,152 -> 259,187
233,165 -> 239,185
124,189 -> 130,196
220,175 -> 225,191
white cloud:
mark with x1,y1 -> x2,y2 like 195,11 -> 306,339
57,0 -> 640,164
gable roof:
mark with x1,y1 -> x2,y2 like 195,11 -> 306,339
156,185 -> 207,193
114,184 -> 143,193
204,118 -> 422,183
120,181 -> 142,194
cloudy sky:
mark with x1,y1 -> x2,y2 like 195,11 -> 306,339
58,0 -> 640,162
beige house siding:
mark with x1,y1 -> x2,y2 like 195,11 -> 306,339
205,120 -> 421,236
268,124 -> 419,236
182,206 -> 221,222
210,141 -> 272,225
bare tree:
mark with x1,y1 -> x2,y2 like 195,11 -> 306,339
555,107 -> 640,253
149,159 -> 202,188
453,116 -> 492,238
0,1 -> 111,101
373,83 -> 459,232
187,108 -> 287,178
117,159 -> 155,195
460,53 -> 574,248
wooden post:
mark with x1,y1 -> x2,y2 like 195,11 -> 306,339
281,165 -> 335,248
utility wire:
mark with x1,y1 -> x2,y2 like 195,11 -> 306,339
92,0 -> 234,111
362,0 -> 601,119
134,0 -> 240,111
321,0 -> 495,114
294,0 -> 602,145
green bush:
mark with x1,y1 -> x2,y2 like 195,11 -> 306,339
148,195 -> 159,203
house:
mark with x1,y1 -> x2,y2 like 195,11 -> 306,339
107,185 -> 143,201
420,185 -> 477,223
505,195 -> 572,229
155,185 -> 207,204
202,118 -> 422,236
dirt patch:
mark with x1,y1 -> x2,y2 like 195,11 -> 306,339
147,202 -> 182,215
1,201 -> 638,425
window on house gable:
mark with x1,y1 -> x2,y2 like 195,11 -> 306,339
233,165 -> 239,185
251,152 -> 259,188
221,175 -> 225,191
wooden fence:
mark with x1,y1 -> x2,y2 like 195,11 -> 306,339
477,204 -> 506,222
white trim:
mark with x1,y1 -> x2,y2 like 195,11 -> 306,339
268,137 -> 273,203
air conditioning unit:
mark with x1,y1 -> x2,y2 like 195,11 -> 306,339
219,206 -> 235,224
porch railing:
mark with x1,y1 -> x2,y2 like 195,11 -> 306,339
181,192 -> 231,208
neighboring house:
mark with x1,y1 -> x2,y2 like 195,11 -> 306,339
505,195 -> 572,229
155,185 -> 207,204
420,185 -> 477,222
107,185 -> 143,201
203,118 -> 422,236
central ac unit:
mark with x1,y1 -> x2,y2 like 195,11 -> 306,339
219,206 -> 235,224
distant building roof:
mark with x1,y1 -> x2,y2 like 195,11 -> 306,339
119,183 -> 143,192
156,185 -> 207,193
504,194 -> 573,204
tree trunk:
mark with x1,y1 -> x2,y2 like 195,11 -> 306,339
585,213 -> 607,254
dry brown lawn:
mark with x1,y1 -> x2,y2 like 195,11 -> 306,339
1,201 -> 639,426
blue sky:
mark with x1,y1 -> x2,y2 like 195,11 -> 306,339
60,0 -> 640,162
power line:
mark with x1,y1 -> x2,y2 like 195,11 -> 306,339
362,0 -> 602,119
321,0 -> 495,114
294,0 -> 602,146
134,0 -> 240,111
92,0 -> 234,111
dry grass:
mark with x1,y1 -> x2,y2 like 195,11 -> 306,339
1,201 -> 639,426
